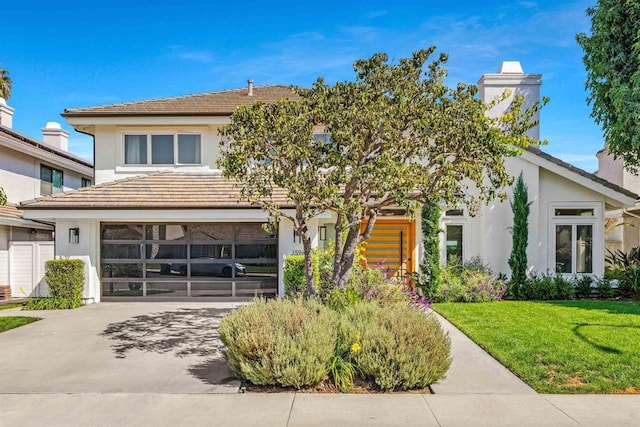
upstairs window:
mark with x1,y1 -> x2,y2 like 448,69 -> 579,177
41,165 -> 63,195
124,134 -> 201,165
81,178 -> 92,187
125,135 -> 147,164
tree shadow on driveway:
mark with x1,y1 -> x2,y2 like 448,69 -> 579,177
101,308 -> 236,386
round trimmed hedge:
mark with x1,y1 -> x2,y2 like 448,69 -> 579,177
219,298 -> 337,388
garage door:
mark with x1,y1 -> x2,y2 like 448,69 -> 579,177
9,241 -> 54,298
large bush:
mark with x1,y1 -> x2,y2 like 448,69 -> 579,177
24,259 -> 85,310
340,302 -> 450,390
521,272 -> 573,300
436,258 -> 506,303
219,298 -> 337,388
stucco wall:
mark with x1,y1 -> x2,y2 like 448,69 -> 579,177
0,144 -> 88,203
55,219 -> 101,303
0,225 -> 9,284
94,124 -> 223,184
444,155 -> 607,277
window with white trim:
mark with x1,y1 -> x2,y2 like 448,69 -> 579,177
124,134 -> 201,165
445,224 -> 463,265
552,207 -> 595,274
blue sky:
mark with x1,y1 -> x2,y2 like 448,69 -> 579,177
3,0 -> 601,171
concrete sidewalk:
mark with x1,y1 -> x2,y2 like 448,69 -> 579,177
1,303 -> 638,426
1,393 -> 639,426
430,311 -> 535,394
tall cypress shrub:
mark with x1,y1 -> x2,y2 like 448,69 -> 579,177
508,173 -> 530,298
420,201 -> 441,299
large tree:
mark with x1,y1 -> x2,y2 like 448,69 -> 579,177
0,64 -> 12,100
218,47 -> 543,293
577,1 -> 640,169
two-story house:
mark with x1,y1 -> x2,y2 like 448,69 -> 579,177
0,97 -> 94,299
20,63 -> 636,303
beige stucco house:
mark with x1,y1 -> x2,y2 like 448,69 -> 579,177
0,98 -> 93,299
20,63 -> 636,302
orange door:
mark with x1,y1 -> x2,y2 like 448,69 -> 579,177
361,219 -> 415,278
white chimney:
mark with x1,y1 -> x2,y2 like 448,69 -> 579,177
247,79 -> 254,96
0,98 -> 14,128
41,121 -> 69,151
478,61 -> 542,140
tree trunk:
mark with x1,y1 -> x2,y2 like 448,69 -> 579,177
301,233 -> 316,295
333,211 -> 378,287
295,208 -> 316,296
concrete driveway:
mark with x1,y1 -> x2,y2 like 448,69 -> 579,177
0,302 -> 242,393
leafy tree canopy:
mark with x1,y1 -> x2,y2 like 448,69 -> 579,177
577,0 -> 640,169
218,47 -> 544,292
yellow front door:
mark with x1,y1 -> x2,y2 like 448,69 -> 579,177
362,219 -> 415,278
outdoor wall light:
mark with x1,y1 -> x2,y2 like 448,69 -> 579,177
293,230 -> 301,244
69,227 -> 80,244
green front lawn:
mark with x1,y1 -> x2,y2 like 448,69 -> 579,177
0,303 -> 24,311
433,300 -> 640,393
0,316 -> 40,333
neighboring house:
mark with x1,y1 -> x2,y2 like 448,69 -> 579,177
20,64 -> 636,303
0,97 -> 93,299
596,147 -> 640,253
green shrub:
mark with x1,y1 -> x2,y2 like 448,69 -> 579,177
23,297 -> 81,310
521,272 -> 573,300
284,252 -> 326,296
283,255 -> 306,296
436,259 -> 506,303
314,243 -> 335,294
419,201 -> 442,299
596,277 -> 615,299
618,266 -> 640,299
325,267 -> 431,311
339,302 -> 450,391
573,275 -> 594,299
219,298 -> 337,388
46,259 -> 85,302
605,247 -> 640,299
23,259 -> 85,310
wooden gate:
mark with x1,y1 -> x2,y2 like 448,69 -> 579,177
361,219 -> 415,278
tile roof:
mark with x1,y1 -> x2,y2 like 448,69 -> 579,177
20,172 -> 292,209
20,150 -> 637,210
0,204 -> 24,219
526,146 -> 638,200
0,126 -> 93,168
63,85 -> 299,117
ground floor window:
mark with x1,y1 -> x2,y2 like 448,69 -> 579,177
100,222 -> 277,298
555,224 -> 593,274
445,224 -> 463,265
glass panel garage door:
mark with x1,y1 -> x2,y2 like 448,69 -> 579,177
101,223 -> 277,298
